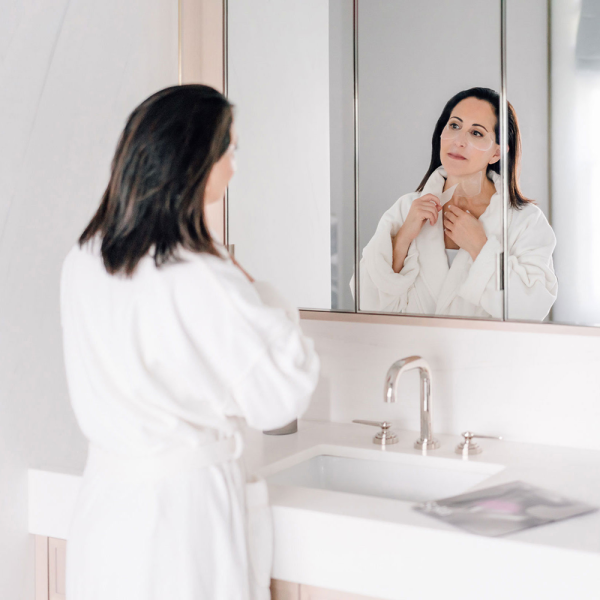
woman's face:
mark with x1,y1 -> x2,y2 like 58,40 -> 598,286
205,125 -> 237,204
439,98 -> 500,178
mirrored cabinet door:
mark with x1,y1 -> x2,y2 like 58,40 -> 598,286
227,0 -> 356,311
505,0 -> 600,327
356,0 -> 505,320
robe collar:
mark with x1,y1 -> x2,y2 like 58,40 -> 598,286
414,166 -> 502,314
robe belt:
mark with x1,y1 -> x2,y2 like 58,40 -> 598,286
85,432 -> 244,481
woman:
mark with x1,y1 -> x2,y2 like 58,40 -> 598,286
359,87 -> 557,320
61,85 -> 319,599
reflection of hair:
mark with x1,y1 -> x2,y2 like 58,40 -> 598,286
80,84 -> 233,276
416,87 -> 531,209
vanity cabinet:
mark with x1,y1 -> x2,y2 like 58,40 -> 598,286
34,537 -> 379,600
270,580 -> 380,599
35,536 -> 66,600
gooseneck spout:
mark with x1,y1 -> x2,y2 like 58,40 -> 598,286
384,356 -> 439,451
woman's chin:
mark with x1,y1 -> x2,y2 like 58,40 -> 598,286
441,162 -> 481,179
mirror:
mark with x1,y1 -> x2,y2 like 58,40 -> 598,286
225,0 -> 600,329
356,0 -> 506,320
516,0 -> 600,327
227,0 -> 356,311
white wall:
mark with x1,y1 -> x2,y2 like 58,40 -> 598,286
507,0 -> 550,217
227,0 -> 332,310
551,0 -> 600,325
0,1 -> 177,597
301,318 -> 600,452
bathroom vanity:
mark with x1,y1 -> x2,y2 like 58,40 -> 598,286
30,421 -> 600,600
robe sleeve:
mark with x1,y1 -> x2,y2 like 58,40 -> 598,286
505,209 -> 558,320
358,195 -> 421,312
458,207 -> 557,320
165,256 -> 320,432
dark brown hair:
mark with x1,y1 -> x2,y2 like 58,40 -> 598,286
417,87 -> 531,209
80,84 -> 233,275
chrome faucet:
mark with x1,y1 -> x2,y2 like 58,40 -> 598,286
384,356 -> 440,450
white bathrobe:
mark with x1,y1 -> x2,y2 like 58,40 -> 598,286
60,238 -> 319,600
359,167 -> 558,320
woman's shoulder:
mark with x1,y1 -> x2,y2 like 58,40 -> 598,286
382,191 -> 422,219
160,246 -> 238,289
509,202 -> 556,246
61,238 -> 104,283
397,191 -> 422,206
510,201 -> 551,228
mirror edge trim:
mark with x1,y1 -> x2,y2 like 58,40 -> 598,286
299,309 -> 600,337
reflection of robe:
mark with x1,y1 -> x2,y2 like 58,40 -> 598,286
358,167 -> 558,320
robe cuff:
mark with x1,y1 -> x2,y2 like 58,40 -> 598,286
458,236 -> 501,306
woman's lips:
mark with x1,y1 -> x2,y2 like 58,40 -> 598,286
448,152 -> 467,160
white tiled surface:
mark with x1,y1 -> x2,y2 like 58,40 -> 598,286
301,318 -> 600,450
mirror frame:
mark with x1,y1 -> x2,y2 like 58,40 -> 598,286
182,0 -> 600,336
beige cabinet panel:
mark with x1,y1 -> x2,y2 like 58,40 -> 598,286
48,537 -> 67,600
271,578 -> 301,600
34,539 -> 382,600
300,584 -> 382,600
34,536 -> 49,600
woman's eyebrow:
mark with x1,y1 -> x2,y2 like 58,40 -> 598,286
450,115 -> 489,132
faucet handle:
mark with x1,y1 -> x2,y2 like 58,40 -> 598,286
352,420 -> 398,446
456,431 -> 503,456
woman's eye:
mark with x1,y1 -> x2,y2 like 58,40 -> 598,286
472,130 -> 483,137
450,122 -> 460,130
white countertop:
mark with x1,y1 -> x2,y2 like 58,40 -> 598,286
29,420 -> 600,600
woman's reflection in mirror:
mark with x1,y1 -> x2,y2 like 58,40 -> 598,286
358,87 -> 557,320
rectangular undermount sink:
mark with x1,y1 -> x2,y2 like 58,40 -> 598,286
265,448 -> 504,503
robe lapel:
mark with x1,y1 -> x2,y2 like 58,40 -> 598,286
413,169 -> 450,300
434,171 -> 503,315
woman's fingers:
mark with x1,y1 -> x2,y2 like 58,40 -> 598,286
446,204 -> 460,215
419,194 -> 442,211
421,194 -> 442,210
419,205 -> 438,225
444,210 -> 457,229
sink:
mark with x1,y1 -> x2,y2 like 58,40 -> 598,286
265,447 -> 504,503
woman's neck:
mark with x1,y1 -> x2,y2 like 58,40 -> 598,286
443,171 -> 496,209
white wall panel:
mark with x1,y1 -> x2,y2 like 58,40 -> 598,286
228,0 -> 332,309
0,1 -> 177,597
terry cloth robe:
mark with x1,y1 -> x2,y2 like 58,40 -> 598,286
358,167 -> 558,320
61,238 -> 319,600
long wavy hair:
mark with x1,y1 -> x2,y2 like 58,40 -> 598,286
416,87 -> 531,209
80,84 -> 233,275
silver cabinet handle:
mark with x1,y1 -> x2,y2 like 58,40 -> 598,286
496,251 -> 505,291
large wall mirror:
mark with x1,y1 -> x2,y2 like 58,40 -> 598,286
225,0 -> 600,329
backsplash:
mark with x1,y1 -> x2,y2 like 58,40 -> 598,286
301,317 -> 600,451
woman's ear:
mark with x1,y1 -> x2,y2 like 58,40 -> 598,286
488,144 -> 504,166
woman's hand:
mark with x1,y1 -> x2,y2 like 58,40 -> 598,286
443,204 -> 487,260
392,194 -> 442,273
398,194 -> 442,242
